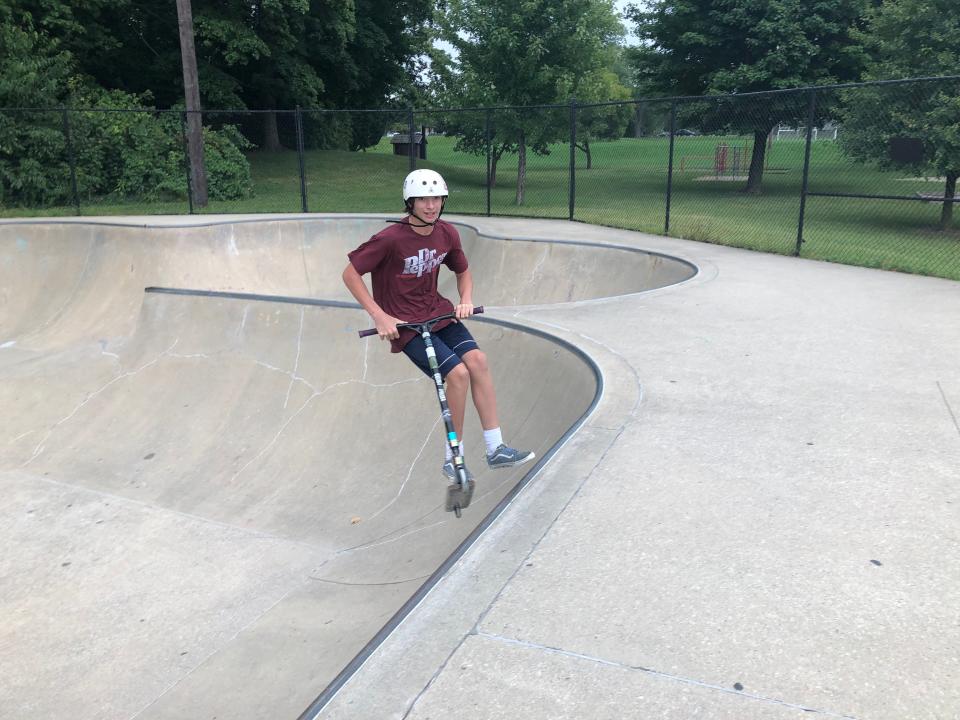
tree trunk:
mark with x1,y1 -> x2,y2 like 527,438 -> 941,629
743,128 -> 770,195
515,131 -> 527,205
634,101 -> 645,138
941,172 -> 957,230
175,0 -> 207,206
490,144 -> 506,188
579,137 -> 592,169
262,109 -> 283,152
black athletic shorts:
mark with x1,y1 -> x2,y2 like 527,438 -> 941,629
402,322 -> 479,380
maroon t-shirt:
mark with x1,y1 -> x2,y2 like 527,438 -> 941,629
348,218 -> 469,352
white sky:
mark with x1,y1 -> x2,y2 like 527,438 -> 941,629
615,0 -> 641,46
435,0 -> 640,58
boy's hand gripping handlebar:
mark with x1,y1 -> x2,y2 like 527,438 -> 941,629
358,306 -> 484,338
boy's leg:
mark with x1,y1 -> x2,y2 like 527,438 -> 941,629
459,349 -> 535,470
444,363 -> 469,441
460,349 -> 499,430
431,324 -> 535,470
441,365 -> 475,481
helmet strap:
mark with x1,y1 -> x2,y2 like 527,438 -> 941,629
404,197 -> 446,227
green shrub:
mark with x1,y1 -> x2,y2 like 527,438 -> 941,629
0,25 -> 253,206
202,123 -> 253,200
65,91 -> 254,203
0,25 -> 75,206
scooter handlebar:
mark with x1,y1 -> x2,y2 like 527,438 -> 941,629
358,306 -> 484,338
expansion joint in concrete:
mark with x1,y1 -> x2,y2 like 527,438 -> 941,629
307,574 -> 431,588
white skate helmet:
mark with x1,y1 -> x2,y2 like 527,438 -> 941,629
403,169 -> 448,202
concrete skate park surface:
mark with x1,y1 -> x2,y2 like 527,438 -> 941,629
0,214 -> 690,719
2,214 -> 958,720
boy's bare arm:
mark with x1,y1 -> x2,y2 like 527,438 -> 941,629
342,263 -> 403,340
455,269 -> 474,318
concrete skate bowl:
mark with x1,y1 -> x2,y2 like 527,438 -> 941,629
0,217 -> 695,719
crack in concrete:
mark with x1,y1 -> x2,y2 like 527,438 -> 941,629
22,339 -> 181,467
253,359 -> 319,394
32,237 -> 96,336
937,381 -> 960,440
514,246 -> 550,305
367,415 -> 442,523
299,227 -> 315,294
9,429 -> 36,444
474,632 -> 858,719
283,308 -> 305,409
227,376 -> 424,486
236,304 -> 250,337
335,518 -> 449,556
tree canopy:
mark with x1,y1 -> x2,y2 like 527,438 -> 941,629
439,0 -> 627,203
1,0 -> 434,150
628,0 -> 869,192
0,16 -> 251,207
837,0 -> 960,229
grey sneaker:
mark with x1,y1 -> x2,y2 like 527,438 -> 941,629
486,444 -> 535,469
442,460 -> 474,482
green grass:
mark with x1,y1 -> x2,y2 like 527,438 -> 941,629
3,134 -> 958,280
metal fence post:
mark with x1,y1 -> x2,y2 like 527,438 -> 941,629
180,111 -> 195,214
665,101 -> 677,235
407,109 -> 416,172
295,106 -> 308,213
61,107 -> 81,215
569,98 -> 577,221
485,108 -> 492,216
795,88 -> 818,256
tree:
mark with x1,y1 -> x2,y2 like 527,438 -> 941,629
574,71 -> 633,169
0,20 -> 77,206
4,0 -> 434,151
627,0 -> 868,193
837,0 -> 960,230
440,0 -> 624,204
316,0 -> 436,149
612,45 -> 662,138
0,9 -> 252,207
176,0 -> 208,206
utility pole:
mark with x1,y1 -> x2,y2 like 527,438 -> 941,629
176,0 -> 208,206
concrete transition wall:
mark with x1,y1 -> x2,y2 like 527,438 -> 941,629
0,216 -> 694,719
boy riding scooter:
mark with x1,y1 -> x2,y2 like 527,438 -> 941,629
342,169 -> 534,484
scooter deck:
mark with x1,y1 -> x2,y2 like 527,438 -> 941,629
445,479 -> 475,517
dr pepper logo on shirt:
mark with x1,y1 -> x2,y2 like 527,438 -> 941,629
402,248 -> 448,278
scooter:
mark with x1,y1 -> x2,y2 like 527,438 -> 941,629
359,307 -> 484,518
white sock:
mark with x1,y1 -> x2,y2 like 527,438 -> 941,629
445,439 -> 463,462
483,427 -> 503,455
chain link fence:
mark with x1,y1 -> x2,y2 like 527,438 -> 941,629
2,76 -> 958,279
800,78 -> 960,277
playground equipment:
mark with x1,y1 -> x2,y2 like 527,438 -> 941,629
679,143 -> 753,177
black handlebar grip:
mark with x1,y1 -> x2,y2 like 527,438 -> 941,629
358,306 -> 485,338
